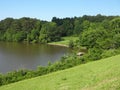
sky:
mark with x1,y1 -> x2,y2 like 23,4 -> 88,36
0,0 -> 120,21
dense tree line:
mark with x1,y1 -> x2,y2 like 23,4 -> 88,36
0,14 -> 119,43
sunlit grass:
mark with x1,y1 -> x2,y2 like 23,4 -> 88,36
48,36 -> 79,46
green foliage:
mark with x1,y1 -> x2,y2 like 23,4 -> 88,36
84,48 -> 103,61
81,20 -> 90,30
0,15 -> 119,45
74,19 -> 83,35
52,17 -> 74,36
13,31 -> 26,42
39,22 -> 61,43
39,27 -> 50,43
101,49 -> 120,58
3,29 -> 15,41
68,40 -> 74,48
26,29 -> 39,43
79,27 -> 108,48
110,17 -> 120,29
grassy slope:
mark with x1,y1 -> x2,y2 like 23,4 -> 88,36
48,36 -> 78,46
0,55 -> 120,90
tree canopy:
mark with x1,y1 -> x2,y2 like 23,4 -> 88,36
0,15 -> 119,46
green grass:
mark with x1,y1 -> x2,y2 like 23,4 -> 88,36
0,55 -> 120,90
48,36 -> 79,46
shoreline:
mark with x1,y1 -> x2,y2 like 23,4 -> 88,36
48,43 -> 69,47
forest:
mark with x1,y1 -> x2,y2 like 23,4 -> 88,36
0,14 -> 119,44
0,14 -> 120,86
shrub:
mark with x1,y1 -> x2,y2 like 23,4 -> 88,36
69,40 -> 74,48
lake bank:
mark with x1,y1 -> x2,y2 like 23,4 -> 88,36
48,36 -> 79,47
48,43 -> 69,47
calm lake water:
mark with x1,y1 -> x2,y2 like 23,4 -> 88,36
0,42 -> 70,73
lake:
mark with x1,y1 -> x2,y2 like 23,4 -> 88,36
0,42 -> 70,73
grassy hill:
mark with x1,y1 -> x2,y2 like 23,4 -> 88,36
0,55 -> 120,90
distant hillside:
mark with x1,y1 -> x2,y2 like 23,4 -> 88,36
0,55 -> 120,90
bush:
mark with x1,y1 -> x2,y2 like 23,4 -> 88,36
101,49 -> 120,58
69,40 -> 74,48
84,48 -> 103,61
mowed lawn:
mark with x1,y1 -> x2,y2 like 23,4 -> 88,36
0,55 -> 120,90
48,36 -> 79,46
